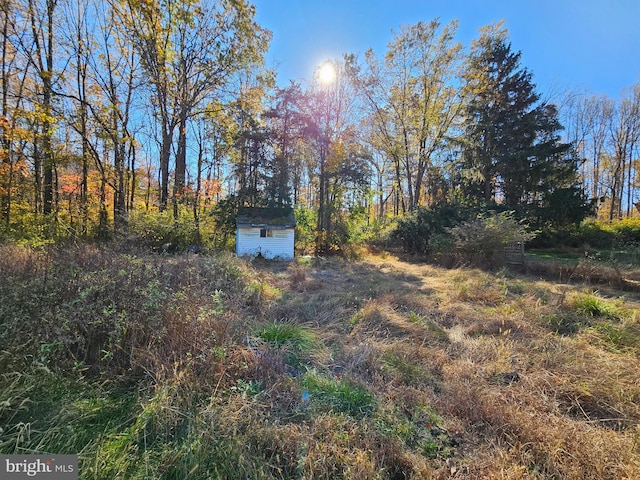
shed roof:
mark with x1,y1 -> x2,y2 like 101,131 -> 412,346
236,207 -> 296,229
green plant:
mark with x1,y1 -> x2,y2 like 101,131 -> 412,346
383,352 -> 435,387
294,205 -> 317,254
254,321 -> 315,369
374,404 -> 454,459
392,203 -> 470,254
448,211 -> 536,266
591,322 -> 640,352
301,371 -> 374,418
229,379 -> 264,399
256,322 -> 314,351
210,289 -> 225,315
571,292 -> 623,320
126,208 -> 215,251
348,311 -> 363,330
547,312 -> 586,335
0,361 -> 136,458
245,279 -> 281,306
39,340 -> 63,364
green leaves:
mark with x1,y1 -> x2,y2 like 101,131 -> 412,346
360,19 -> 464,210
459,25 -> 588,229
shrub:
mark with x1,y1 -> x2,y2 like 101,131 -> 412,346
577,220 -> 617,249
607,217 -> 640,244
0,244 -> 247,377
392,204 -> 470,254
126,208 -> 215,251
294,206 -> 317,255
572,218 -> 640,250
447,211 -> 536,267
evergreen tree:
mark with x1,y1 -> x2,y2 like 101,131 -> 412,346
459,23 -> 590,227
263,84 -> 307,209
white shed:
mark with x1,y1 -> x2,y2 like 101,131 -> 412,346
236,207 -> 296,260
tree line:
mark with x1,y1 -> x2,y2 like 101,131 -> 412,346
1,0 -> 638,250
562,85 -> 640,221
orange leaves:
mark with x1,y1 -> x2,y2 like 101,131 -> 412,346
202,178 -> 221,199
59,174 -> 83,196
0,159 -> 31,198
173,178 -> 220,203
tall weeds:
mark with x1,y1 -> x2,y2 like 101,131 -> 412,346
1,243 -> 639,478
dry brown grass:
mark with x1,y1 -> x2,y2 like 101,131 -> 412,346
251,251 -> 640,478
3,244 -> 640,478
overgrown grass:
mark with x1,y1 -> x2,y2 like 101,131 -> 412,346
252,321 -> 316,371
256,322 -> 315,351
571,291 -> 625,320
300,370 -> 374,418
0,354 -> 137,457
1,242 -> 639,478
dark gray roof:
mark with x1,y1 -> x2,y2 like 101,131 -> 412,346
236,207 -> 296,228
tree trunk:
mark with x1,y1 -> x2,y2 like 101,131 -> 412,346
193,130 -> 204,245
1,5 -> 9,229
113,140 -> 127,232
159,126 -> 172,211
42,0 -> 55,218
76,31 -> 89,235
98,175 -> 108,239
173,113 -> 187,222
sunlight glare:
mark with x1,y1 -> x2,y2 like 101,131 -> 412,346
317,61 -> 337,85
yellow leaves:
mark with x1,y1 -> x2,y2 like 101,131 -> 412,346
23,107 -> 58,130
0,162 -> 11,179
327,141 -> 346,173
326,140 -> 366,179
238,85 -> 266,111
87,83 -> 104,97
0,116 -> 30,143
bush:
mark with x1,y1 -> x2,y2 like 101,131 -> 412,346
126,208 -> 216,251
294,206 -> 317,255
0,244 -> 247,376
568,218 -> 640,250
447,211 -> 536,267
577,220 -> 617,249
392,204 -> 470,254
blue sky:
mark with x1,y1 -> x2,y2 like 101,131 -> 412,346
252,0 -> 640,100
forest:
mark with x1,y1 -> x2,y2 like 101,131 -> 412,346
2,0 -> 639,252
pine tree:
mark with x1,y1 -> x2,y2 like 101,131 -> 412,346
459,23 -> 590,227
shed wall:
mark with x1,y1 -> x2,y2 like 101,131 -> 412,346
236,227 -> 294,260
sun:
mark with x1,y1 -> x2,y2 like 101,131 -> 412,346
317,61 -> 336,85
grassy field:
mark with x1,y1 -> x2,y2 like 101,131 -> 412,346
1,243 -> 640,478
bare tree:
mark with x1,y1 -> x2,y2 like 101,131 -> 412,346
115,0 -> 269,222
25,0 -> 59,218
356,20 -> 463,212
609,85 -> 640,219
